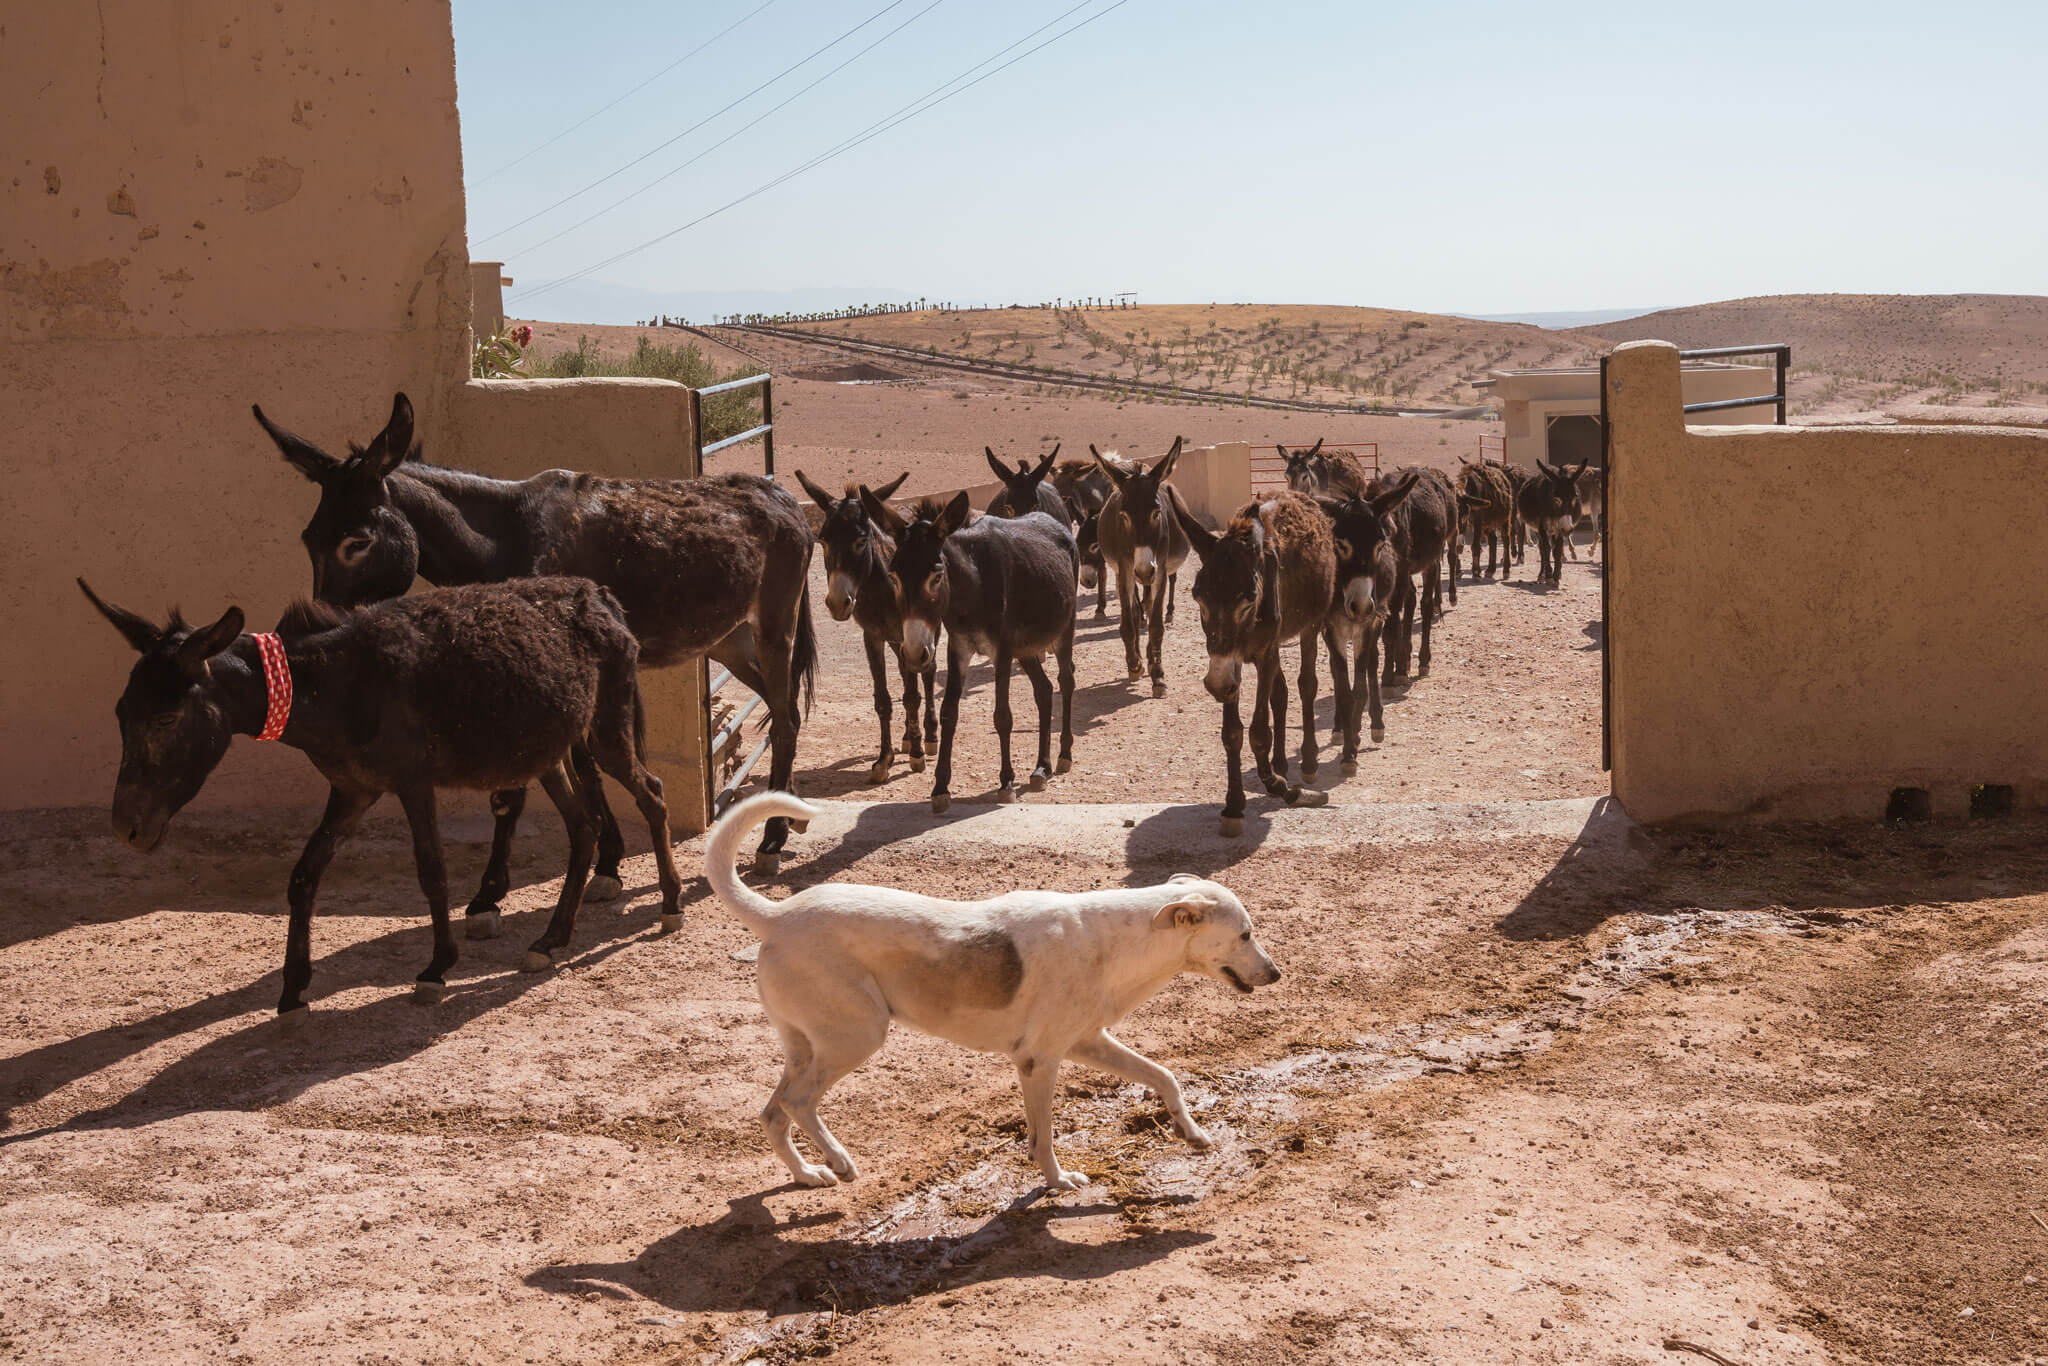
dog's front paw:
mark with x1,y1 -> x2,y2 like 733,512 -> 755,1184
827,1152 -> 860,1182
1181,1124 -> 1214,1150
793,1163 -> 841,1188
1044,1170 -> 1089,1193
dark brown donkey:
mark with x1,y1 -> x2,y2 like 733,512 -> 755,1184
1095,438 -> 1191,697
1456,458 -> 1516,578
1051,458 -> 1113,618
1308,473 -> 1418,772
1168,488 -> 1335,837
1517,460 -> 1587,585
80,576 -> 682,1020
254,393 -> 816,885
1370,465 -> 1460,680
794,469 -> 937,783
983,446 -> 1070,523
859,491 -> 1078,812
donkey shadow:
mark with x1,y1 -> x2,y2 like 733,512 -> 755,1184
0,892 -> 662,1141
527,1187 -> 1208,1317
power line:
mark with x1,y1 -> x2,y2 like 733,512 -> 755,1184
499,0 -> 950,263
475,0 -> 912,248
466,0 -> 779,190
513,0 -> 1132,303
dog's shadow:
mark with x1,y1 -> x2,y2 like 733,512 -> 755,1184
528,1185 -> 1210,1316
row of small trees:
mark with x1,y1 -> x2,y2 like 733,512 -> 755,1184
632,297 -> 1144,329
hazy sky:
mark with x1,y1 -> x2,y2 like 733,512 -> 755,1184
454,0 -> 2047,322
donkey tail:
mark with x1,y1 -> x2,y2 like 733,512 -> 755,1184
706,791 -> 818,933
791,579 -> 818,719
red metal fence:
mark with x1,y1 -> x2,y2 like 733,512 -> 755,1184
1249,443 -> 1378,495
1478,433 -> 1506,464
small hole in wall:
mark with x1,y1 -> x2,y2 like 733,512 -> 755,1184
1885,787 -> 1933,823
1969,784 -> 2014,819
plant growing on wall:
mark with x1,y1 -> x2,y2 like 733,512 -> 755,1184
471,324 -> 532,379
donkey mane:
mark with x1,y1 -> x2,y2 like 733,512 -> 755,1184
277,598 -> 353,640
345,438 -> 429,466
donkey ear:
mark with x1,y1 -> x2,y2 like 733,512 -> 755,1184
251,405 -> 340,483
1371,470 -> 1420,516
858,486 -> 906,536
359,393 -> 415,480
1030,444 -> 1059,480
793,469 -> 836,512
1092,444 -> 1127,490
939,489 -> 973,536
870,470 -> 910,501
1306,437 -> 1324,458
174,605 -> 245,677
1166,485 -> 1215,558
985,447 -> 1011,482
78,578 -> 161,653
1313,495 -> 1346,519
1154,435 -> 1184,482
1275,442 -> 1291,460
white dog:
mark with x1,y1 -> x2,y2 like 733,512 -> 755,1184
706,792 -> 1282,1191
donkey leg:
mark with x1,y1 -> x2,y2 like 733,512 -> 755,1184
1325,628 -> 1358,772
394,783 -> 456,1003
1145,575 -> 1169,697
1019,655 -> 1055,791
930,647 -> 966,814
1166,572 -> 1178,622
992,648 -> 1018,803
896,647 -> 926,772
1249,657 -> 1284,800
922,660 -> 939,747
524,760 -> 598,971
864,636 -> 895,785
590,709 -> 685,935
1219,696 -> 1247,838
464,785 -> 525,939
1054,625 -> 1076,773
573,744 -> 626,902
278,786 -> 376,1021
1365,624 -> 1387,743
1418,565 -> 1439,676
1116,567 -> 1143,680
1297,629 -> 1321,782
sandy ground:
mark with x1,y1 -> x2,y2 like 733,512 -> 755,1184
4,790 -> 2046,1365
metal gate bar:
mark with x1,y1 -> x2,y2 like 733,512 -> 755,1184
692,371 -> 778,818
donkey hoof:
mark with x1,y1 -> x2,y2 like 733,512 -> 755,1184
1151,680 -> 1166,699
1028,770 -> 1047,793
1342,757 -> 1360,775
412,980 -> 446,1005
997,785 -> 1019,805
521,950 -> 554,974
276,1006 -> 311,1034
1370,726 -> 1386,743
1127,666 -> 1144,681
659,912 -> 684,935
1218,816 -> 1245,838
867,765 -> 891,786
909,755 -> 927,773
464,910 -> 501,941
1056,755 -> 1072,774
1300,763 -> 1319,783
752,851 -> 782,877
931,792 -> 951,815
585,874 -> 623,903
1290,787 -> 1330,809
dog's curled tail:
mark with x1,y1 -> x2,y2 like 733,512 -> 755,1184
705,791 -> 821,933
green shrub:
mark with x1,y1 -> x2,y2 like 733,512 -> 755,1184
527,336 -> 764,443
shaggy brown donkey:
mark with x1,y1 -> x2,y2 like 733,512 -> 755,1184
1094,439 -> 1191,697
794,469 -> 937,783
1168,488 -> 1335,837
1282,439 -> 1373,500
983,446 -> 1070,523
1309,473 -> 1418,771
253,393 -> 816,881
1517,460 -> 1587,585
860,490 -> 1078,812
80,576 -> 682,1020
1456,458 -> 1516,578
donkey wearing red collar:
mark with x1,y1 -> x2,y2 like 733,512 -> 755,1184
78,576 -> 680,1023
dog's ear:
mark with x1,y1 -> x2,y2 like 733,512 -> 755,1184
1153,897 -> 1211,930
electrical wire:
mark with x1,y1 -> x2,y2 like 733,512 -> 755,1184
512,0 -> 1131,302
499,0 -> 950,262
466,0 -> 779,190
475,0 -> 912,247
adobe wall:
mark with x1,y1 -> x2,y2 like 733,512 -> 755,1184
1606,341 -> 2048,822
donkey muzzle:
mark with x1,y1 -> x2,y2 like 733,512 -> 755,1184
1133,546 -> 1158,586
1204,655 -> 1241,703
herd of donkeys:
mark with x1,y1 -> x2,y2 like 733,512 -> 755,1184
77,393 -> 1590,1021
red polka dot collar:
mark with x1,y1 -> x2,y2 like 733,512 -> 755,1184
251,632 -> 293,741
